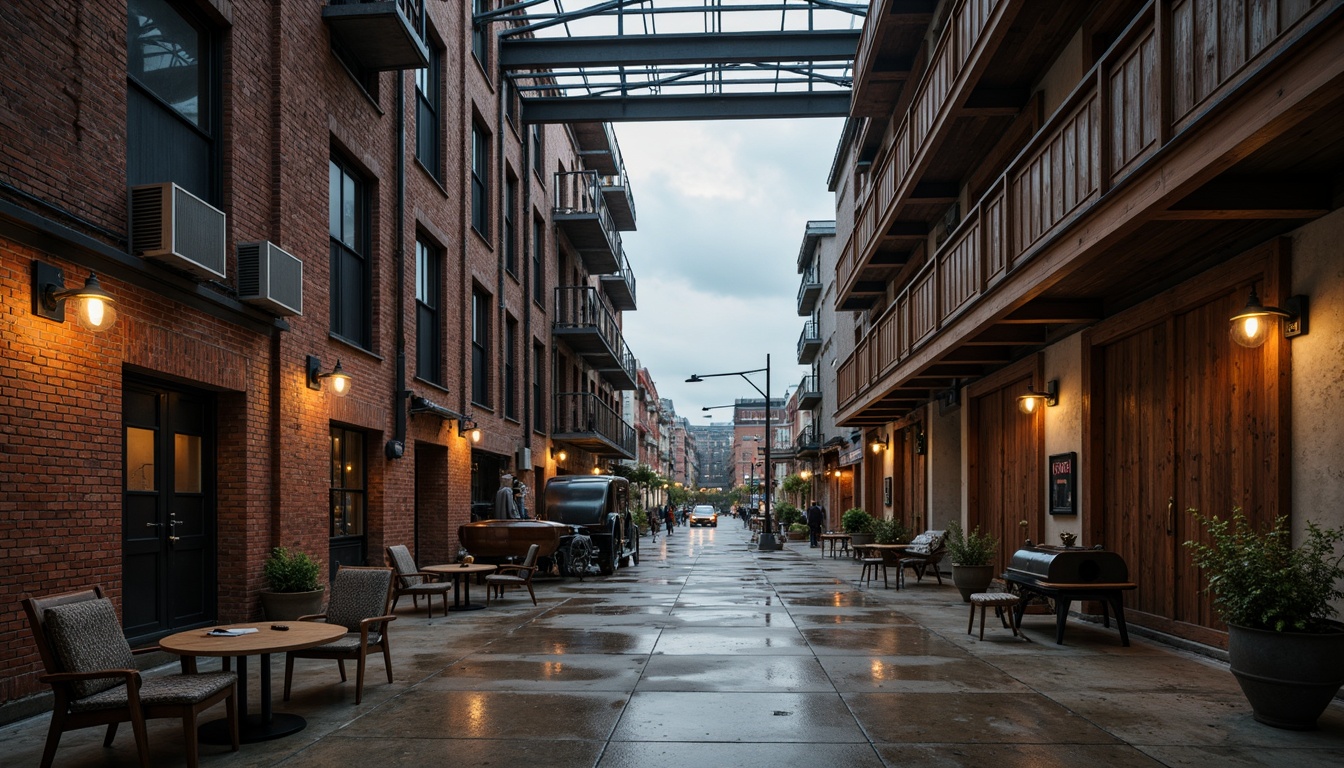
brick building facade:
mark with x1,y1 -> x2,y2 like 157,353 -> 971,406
0,0 -> 639,714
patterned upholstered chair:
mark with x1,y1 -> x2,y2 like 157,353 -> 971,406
386,544 -> 455,617
20,586 -> 238,768
897,530 -> 949,588
283,566 -> 395,705
485,544 -> 540,606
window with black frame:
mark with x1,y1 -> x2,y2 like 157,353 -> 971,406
415,49 -> 441,180
126,0 -> 216,202
329,155 -> 370,348
532,215 -> 545,305
472,0 -> 490,67
472,289 -> 491,406
504,316 -> 517,419
415,238 -> 442,384
330,426 -> 367,571
471,122 -> 490,236
503,173 -> 517,275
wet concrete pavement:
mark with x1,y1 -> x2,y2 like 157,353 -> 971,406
5,523 -> 1343,766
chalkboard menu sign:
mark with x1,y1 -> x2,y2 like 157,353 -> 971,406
1049,452 -> 1077,515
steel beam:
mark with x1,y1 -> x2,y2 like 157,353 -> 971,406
501,30 -> 862,69
521,92 -> 853,123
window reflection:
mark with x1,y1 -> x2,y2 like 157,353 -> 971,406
126,427 -> 156,492
174,433 -> 201,493
127,0 -> 205,128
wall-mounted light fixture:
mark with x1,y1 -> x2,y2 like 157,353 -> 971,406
31,260 -> 117,332
913,428 -> 927,456
869,433 -> 889,453
458,416 -> 481,443
591,465 -> 602,475
551,447 -> 568,462
1018,380 -> 1058,415
307,356 -> 351,397
1229,287 -> 1308,348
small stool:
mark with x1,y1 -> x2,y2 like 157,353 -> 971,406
968,593 -> 1022,639
859,557 -> 887,588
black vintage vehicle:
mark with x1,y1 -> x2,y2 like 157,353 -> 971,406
542,475 -> 639,576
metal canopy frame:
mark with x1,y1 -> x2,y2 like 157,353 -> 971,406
477,0 -> 866,123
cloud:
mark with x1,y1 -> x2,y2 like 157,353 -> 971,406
615,118 -> 839,422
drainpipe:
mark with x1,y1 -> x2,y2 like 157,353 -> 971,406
387,75 -> 407,460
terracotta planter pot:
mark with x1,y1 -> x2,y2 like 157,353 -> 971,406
1227,622 -> 1344,730
259,588 -> 325,621
950,564 -> 994,602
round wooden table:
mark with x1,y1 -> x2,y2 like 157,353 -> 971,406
160,622 -> 346,744
422,563 -> 498,611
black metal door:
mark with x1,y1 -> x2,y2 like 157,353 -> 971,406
122,379 -> 216,643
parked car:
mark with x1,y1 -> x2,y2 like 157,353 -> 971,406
688,505 -> 719,527
542,475 -> 639,575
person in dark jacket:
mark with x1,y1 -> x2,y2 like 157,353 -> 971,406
805,500 -> 825,548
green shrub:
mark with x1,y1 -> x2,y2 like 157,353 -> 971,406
946,522 -> 997,566
788,522 -> 809,536
1185,509 -> 1344,632
774,502 -> 802,528
872,516 -> 909,545
841,508 -> 874,535
263,546 -> 322,593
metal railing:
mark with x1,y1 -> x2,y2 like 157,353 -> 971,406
553,392 -> 635,456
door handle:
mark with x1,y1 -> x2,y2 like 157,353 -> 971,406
146,522 -> 162,529
1167,497 -> 1175,536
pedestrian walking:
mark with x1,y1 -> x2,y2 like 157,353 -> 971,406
665,504 -> 675,535
806,500 -> 824,548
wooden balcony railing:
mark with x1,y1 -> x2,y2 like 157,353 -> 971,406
837,0 -> 1325,409
839,0 -> 1005,298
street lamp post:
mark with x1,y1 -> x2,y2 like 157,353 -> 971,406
688,354 -> 779,551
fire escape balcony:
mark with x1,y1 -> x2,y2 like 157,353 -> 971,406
794,424 -> 821,458
322,0 -> 430,71
553,286 -> 637,390
554,171 -> 623,274
796,265 -> 821,316
599,247 -> 637,311
569,122 -> 637,231
797,319 -> 821,365
552,392 -> 635,459
797,374 -> 821,410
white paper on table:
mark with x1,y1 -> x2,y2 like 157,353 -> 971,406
206,627 -> 260,636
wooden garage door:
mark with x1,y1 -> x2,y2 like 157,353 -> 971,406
968,365 -> 1044,574
1092,270 -> 1285,643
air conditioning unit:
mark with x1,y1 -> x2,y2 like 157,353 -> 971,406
130,183 -> 227,280
517,447 -> 531,468
238,241 -> 303,316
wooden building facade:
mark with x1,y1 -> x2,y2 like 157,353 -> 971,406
832,0 -> 1344,646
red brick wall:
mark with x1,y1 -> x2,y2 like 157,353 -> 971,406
0,0 -> 596,712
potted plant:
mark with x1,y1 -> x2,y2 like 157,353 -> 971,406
259,545 -> 325,620
788,522 -> 810,541
947,521 -> 998,602
1185,509 -> 1344,729
842,508 -> 875,547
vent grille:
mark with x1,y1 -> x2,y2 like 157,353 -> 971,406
130,183 -> 227,280
238,241 -> 303,317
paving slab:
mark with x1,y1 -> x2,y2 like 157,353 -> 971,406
4,523 -> 1342,768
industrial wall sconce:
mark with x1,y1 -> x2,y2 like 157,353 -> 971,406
869,433 -> 889,453
913,428 -> 927,456
458,416 -> 481,443
1229,287 -> 1308,348
31,260 -> 117,331
1018,380 -> 1058,414
307,356 -> 351,397
591,465 -> 602,475
551,447 -> 568,462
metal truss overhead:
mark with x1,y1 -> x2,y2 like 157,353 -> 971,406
478,0 -> 867,123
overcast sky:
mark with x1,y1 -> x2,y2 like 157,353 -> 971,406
615,117 -> 845,424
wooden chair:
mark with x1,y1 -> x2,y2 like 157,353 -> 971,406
897,530 -> 948,588
386,544 -> 454,617
283,566 -> 396,705
485,544 -> 540,606
20,586 -> 238,768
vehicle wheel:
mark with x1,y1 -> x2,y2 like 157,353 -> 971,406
712,522 -> 718,528
599,529 -> 618,575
